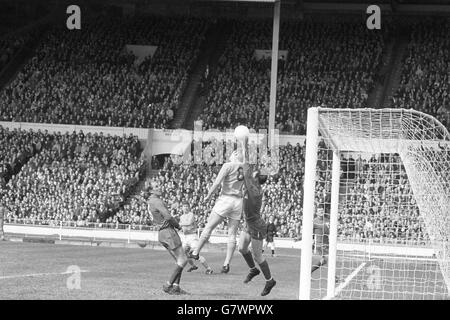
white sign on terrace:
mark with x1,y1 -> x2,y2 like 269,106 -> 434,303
125,45 -> 158,65
3,224 -> 436,256
254,49 -> 288,61
0,121 -> 150,140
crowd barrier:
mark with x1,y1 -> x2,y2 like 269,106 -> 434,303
0,121 -> 151,140
0,121 -> 306,156
3,221 -> 436,257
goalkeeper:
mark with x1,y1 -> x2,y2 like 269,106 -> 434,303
237,138 -> 276,296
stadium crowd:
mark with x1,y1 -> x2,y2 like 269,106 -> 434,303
0,16 -> 208,128
199,18 -> 385,134
392,18 -> 450,129
1,129 -> 144,226
0,125 -> 48,188
0,31 -> 32,71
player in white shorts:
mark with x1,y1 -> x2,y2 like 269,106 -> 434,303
189,149 -> 245,273
179,201 -> 213,274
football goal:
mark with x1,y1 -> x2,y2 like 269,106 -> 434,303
299,107 -> 450,300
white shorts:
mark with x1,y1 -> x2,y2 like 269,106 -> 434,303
211,195 -> 243,221
181,233 -> 199,251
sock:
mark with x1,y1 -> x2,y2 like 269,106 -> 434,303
188,259 -> 195,267
169,265 -> 183,285
174,268 -> 183,285
258,260 -> 272,280
224,238 -> 236,266
199,256 -> 210,269
194,230 -> 210,255
241,251 -> 256,269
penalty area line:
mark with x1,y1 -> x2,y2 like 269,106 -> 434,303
0,270 -> 89,280
323,262 -> 366,300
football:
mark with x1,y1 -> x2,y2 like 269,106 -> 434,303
234,125 -> 250,140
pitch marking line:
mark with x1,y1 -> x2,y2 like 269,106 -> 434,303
0,270 -> 89,280
323,262 -> 366,300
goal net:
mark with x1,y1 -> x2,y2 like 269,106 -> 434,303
299,107 -> 450,300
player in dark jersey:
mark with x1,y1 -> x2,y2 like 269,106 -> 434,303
311,206 -> 329,273
263,215 -> 277,257
146,180 -> 189,295
237,139 -> 276,296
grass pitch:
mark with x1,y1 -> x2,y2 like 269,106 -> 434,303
1,241 -> 447,300
0,241 -> 300,300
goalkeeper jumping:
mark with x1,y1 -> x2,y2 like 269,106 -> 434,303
237,137 -> 277,296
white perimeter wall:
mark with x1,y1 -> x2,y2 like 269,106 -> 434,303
0,122 -> 305,155
4,224 -> 436,257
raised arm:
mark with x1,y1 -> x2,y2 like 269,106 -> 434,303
241,136 -> 249,164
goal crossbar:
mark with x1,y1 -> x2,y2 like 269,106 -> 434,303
317,107 -> 450,154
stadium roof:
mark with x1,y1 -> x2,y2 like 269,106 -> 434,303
2,0 -> 449,4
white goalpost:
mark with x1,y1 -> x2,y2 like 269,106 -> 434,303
299,107 -> 450,300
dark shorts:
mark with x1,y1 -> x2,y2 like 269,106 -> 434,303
243,218 -> 267,241
158,227 -> 182,251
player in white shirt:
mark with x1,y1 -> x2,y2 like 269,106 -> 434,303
179,201 -> 213,274
189,149 -> 245,273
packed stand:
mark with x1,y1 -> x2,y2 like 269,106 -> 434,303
1,130 -> 145,226
0,16 -> 209,128
391,18 -> 450,129
338,154 -> 428,244
0,125 -> 48,188
200,17 -> 385,134
0,31 -> 33,71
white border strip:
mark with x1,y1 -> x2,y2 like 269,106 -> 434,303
0,270 -> 89,280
